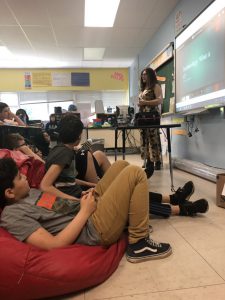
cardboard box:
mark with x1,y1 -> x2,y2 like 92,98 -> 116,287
216,174 -> 225,208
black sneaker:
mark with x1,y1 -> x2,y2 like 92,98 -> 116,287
126,238 -> 172,263
170,181 -> 195,205
179,199 -> 209,216
145,160 -> 154,179
155,161 -> 161,170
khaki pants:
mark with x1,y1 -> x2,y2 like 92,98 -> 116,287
91,160 -> 149,245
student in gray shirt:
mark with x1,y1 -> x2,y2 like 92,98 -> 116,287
0,156 -> 172,263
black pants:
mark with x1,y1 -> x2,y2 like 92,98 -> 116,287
150,192 -> 171,218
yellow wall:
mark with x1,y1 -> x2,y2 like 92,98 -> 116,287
0,68 -> 128,91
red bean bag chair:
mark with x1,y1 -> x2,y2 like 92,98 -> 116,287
0,212 -> 127,300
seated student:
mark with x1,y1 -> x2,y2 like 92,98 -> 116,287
4,133 -> 44,163
0,157 -> 172,263
45,114 -> 58,149
42,114 -> 112,195
0,102 -> 26,126
16,108 -> 29,125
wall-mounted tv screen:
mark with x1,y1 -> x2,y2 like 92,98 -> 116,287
175,0 -> 225,113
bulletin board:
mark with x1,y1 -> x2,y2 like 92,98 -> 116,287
156,58 -> 174,114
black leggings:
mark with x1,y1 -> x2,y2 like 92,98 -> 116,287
149,192 -> 171,218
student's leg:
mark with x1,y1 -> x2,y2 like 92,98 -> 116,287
85,151 -> 100,183
150,187 -> 208,217
94,160 -> 130,196
149,128 -> 161,163
150,192 -> 172,217
76,150 -> 100,183
93,150 -> 111,174
92,164 -> 149,245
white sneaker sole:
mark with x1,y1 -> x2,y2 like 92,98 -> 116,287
126,246 -> 172,263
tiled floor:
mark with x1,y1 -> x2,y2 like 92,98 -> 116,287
57,155 -> 225,300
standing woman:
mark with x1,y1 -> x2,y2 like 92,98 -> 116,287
138,68 -> 163,172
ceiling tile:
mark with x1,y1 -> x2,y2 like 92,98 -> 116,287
0,0 -> 17,25
46,0 -> 84,27
23,26 -> 56,47
115,0 -> 157,28
6,0 -> 49,26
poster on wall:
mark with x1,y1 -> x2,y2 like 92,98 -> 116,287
52,72 -> 71,86
71,72 -> 90,86
24,72 -> 32,89
32,72 -> 52,87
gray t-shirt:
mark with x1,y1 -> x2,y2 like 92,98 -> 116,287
0,188 -> 100,246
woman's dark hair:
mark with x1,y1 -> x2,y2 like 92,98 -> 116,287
0,102 -> 8,113
140,67 -> 158,91
4,133 -> 24,150
58,113 -> 83,144
49,114 -> 57,124
16,109 -> 29,123
0,158 -> 18,208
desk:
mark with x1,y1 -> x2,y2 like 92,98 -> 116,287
85,127 -> 140,149
114,124 -> 181,191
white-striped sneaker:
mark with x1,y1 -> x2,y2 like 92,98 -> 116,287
126,238 -> 172,263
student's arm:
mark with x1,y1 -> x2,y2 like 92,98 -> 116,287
139,84 -> 163,107
17,145 -> 45,163
75,178 -> 96,187
25,191 -> 97,249
40,164 -> 79,200
8,110 -> 26,126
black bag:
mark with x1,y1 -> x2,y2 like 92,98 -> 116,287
134,110 -> 160,126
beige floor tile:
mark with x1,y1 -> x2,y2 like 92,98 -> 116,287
199,247 -> 225,280
85,222 -> 223,299
105,283 -> 225,300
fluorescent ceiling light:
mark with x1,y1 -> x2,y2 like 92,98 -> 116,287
85,0 -> 120,27
83,48 -> 105,60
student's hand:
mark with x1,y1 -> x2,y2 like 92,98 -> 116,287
80,190 -> 97,217
7,110 -> 16,120
81,188 -> 95,196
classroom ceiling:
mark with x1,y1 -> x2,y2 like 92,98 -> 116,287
0,0 -> 179,68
